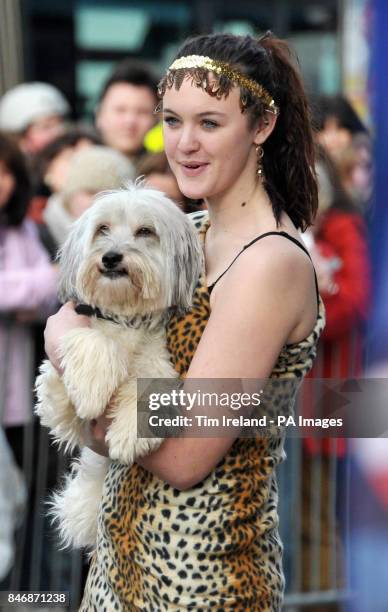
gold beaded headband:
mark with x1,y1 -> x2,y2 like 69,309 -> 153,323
162,54 -> 279,114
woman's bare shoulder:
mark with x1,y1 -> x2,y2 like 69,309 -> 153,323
215,231 -> 314,300
203,234 -> 317,364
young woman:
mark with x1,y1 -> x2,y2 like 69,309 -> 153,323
44,32 -> 325,610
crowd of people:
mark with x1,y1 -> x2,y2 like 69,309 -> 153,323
0,35 -> 375,611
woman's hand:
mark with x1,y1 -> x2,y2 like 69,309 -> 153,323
45,301 -> 111,456
44,301 -> 91,373
313,255 -> 339,296
309,246 -> 340,296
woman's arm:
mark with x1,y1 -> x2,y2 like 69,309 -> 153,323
135,238 -> 316,489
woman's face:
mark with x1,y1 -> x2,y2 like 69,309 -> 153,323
317,117 -> 352,160
45,139 -> 95,193
0,161 -> 16,209
162,77 -> 259,201
22,114 -> 65,155
45,146 -> 74,193
67,190 -> 96,219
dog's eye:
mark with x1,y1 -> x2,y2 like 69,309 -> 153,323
96,224 -> 110,235
135,226 -> 156,238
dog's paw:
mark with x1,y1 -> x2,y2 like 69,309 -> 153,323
60,328 -> 129,419
106,425 -> 162,465
35,361 -> 86,452
105,425 -> 137,464
135,437 -> 164,459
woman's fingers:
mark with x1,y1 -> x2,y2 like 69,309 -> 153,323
44,301 -> 91,372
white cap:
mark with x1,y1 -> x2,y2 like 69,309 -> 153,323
62,145 -> 136,203
0,82 -> 70,132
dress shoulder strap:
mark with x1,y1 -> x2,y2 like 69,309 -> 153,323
207,231 -> 320,306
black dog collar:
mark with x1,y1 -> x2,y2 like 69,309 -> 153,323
75,303 -> 175,330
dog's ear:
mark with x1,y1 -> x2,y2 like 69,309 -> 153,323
169,216 -> 203,312
57,217 -> 86,303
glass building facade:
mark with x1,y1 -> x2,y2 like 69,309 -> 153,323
21,0 -> 341,120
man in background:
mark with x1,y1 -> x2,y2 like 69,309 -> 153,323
95,60 -> 158,166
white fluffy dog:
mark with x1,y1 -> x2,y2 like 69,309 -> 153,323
35,183 -> 202,550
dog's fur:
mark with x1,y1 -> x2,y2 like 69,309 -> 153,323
35,183 -> 202,549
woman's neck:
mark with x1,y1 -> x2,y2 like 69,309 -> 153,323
205,181 -> 274,242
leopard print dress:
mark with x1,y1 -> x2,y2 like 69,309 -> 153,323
80,215 -> 325,611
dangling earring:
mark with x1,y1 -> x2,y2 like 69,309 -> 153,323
256,145 -> 264,182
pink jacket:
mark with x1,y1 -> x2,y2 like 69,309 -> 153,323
0,220 -> 57,426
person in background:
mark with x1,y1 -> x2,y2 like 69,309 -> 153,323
335,133 -> 373,216
42,145 -> 135,256
33,125 -> 102,196
95,59 -> 158,166
307,149 -> 371,378
299,149 -> 371,605
0,82 -> 69,156
312,94 -> 368,163
28,125 -> 102,229
0,132 -> 57,462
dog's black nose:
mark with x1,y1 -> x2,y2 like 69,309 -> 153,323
102,251 -> 123,269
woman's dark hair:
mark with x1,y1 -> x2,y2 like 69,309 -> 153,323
311,94 -> 367,135
162,32 -> 318,230
0,131 -> 31,226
